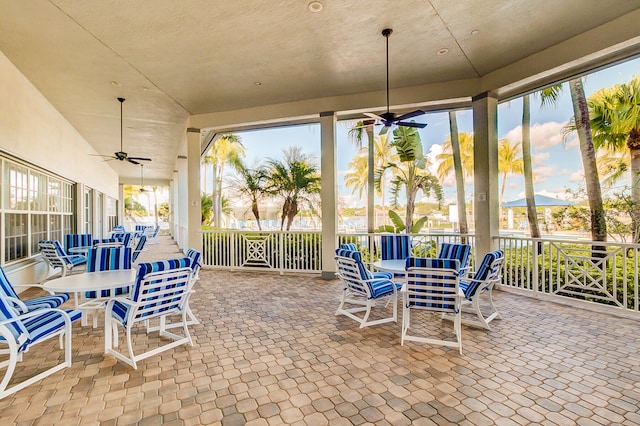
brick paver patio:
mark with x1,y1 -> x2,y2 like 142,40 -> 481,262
2,236 -> 639,425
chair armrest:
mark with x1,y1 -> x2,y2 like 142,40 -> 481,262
0,307 -> 71,325
6,296 -> 29,314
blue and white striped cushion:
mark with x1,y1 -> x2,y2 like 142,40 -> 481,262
0,266 -> 69,314
21,309 -> 82,344
0,266 -> 19,300
131,236 -> 147,262
22,294 -> 70,312
405,257 -> 460,310
186,249 -> 202,274
64,234 -> 93,252
335,248 -> 371,280
110,232 -> 133,247
93,238 -> 120,246
459,250 -> 503,299
111,258 -> 191,325
339,243 -> 358,251
85,247 -> 132,298
370,279 -> 402,298
0,292 -> 29,347
131,258 -> 192,301
380,235 -> 411,260
437,243 -> 471,271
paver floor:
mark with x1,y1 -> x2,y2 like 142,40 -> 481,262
2,236 -> 639,425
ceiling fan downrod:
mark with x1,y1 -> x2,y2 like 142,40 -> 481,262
382,28 -> 392,115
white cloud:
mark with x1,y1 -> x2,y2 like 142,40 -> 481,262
533,165 -> 557,183
503,121 -> 568,150
568,170 -> 585,182
533,152 -> 550,165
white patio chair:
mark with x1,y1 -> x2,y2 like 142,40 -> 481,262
0,293 -> 81,399
335,249 -> 399,328
104,258 -> 193,369
402,257 -> 463,354
38,240 -> 87,279
449,250 -> 505,330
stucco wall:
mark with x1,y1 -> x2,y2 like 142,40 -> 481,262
0,50 -> 118,198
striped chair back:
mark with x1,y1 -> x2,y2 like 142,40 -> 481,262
110,232 -> 132,248
185,249 -> 202,277
405,257 -> 460,312
437,243 -> 471,271
131,236 -> 147,263
135,225 -> 149,232
131,257 -> 193,304
85,246 -> 132,298
380,235 -> 411,260
39,240 -> 65,269
93,238 -> 121,246
339,243 -> 358,252
113,225 -> 126,232
462,250 -> 504,299
0,266 -> 19,301
0,291 -> 29,350
64,233 -> 93,252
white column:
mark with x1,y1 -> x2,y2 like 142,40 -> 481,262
473,92 -> 500,259
186,128 -> 202,253
176,160 -> 188,248
320,112 -> 338,279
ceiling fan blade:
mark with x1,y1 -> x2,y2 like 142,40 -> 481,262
396,121 -> 428,128
89,154 -> 116,158
127,159 -> 141,165
128,157 -> 152,161
364,112 -> 383,120
395,109 -> 425,122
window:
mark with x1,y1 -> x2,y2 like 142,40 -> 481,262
1,157 -> 74,265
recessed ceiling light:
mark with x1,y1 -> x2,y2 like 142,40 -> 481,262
110,81 -> 121,87
308,1 -> 323,12
254,81 -> 262,86
436,48 -> 449,56
471,29 -> 480,36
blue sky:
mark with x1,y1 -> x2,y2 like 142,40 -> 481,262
214,56 -> 640,208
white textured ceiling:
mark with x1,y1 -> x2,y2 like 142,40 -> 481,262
0,0 -> 639,183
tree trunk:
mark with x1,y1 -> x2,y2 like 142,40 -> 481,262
449,111 -> 468,243
628,129 -> 640,243
286,200 -> 299,231
252,200 -> 261,230
405,163 -> 416,234
212,162 -> 219,228
522,95 -> 541,238
569,79 -> 607,250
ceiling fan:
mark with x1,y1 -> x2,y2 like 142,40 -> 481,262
362,28 -> 428,135
93,97 -> 152,165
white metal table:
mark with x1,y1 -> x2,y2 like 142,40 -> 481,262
372,259 -> 407,276
43,270 -> 136,326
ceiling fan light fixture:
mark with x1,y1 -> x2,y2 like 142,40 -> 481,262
308,1 -> 323,12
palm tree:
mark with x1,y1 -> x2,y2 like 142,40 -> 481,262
347,121 -> 396,229
231,159 -> 268,230
203,133 -> 245,228
568,78 -> 607,244
436,126 -> 473,238
589,75 -> 640,241
344,150 -> 369,200
497,139 -> 524,209
266,147 -> 321,231
379,126 -> 443,232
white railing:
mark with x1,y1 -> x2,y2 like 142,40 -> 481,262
201,229 -> 640,317
202,230 -> 322,273
496,235 -> 640,317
